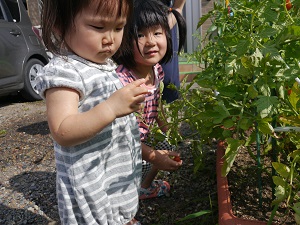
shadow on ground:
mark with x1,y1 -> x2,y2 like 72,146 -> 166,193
0,171 -> 60,224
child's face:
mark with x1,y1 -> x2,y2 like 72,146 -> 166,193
133,26 -> 167,67
64,1 -> 127,64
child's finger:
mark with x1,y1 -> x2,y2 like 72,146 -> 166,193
128,79 -> 150,96
131,78 -> 146,86
168,151 -> 180,157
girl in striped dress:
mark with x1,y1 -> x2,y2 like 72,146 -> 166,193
36,0 -> 148,224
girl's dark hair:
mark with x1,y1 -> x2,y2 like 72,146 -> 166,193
161,0 -> 172,7
113,0 -> 186,69
41,0 -> 133,55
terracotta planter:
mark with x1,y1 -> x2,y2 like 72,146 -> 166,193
217,141 -> 271,225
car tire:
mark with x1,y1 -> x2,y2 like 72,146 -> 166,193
21,58 -> 45,101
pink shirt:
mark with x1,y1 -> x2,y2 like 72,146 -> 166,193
116,64 -> 164,141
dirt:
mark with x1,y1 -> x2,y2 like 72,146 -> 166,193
228,145 -> 296,224
0,94 -> 295,225
0,95 -> 219,225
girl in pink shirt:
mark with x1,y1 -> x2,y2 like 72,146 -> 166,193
114,0 -> 186,199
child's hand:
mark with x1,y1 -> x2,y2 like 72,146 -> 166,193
151,150 -> 182,171
106,79 -> 149,118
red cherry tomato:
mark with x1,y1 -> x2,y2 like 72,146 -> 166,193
288,89 -> 292,95
173,156 -> 181,162
286,0 -> 292,11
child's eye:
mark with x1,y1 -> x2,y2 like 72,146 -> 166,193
155,31 -> 163,36
138,34 -> 145,38
115,27 -> 124,32
91,25 -> 104,30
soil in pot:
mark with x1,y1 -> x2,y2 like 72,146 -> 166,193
227,144 -> 295,224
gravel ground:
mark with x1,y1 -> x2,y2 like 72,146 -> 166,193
0,95 -> 219,225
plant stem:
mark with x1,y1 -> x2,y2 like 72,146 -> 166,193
284,0 -> 294,23
267,204 -> 279,225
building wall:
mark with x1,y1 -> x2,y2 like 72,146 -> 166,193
25,0 -> 216,50
27,0 -> 40,26
184,0 -> 214,53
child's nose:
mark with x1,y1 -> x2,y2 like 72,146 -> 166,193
145,36 -> 155,45
103,32 -> 114,44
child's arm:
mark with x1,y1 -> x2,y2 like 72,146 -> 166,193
46,79 -> 148,147
168,0 -> 187,29
142,143 -> 182,171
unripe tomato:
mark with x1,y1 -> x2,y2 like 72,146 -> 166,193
286,0 -> 292,11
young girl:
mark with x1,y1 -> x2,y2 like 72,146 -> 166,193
113,0 -> 186,199
36,0 -> 148,224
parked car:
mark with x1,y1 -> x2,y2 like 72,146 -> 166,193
0,0 -> 48,101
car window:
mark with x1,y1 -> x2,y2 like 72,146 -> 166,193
22,0 -> 26,10
0,4 -> 4,20
0,0 -> 13,21
4,0 -> 20,22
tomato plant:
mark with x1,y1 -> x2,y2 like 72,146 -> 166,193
191,0 -> 300,223
153,0 -> 300,224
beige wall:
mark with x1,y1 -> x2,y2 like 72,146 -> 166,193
25,0 -> 215,32
201,0 -> 214,38
27,0 -> 40,26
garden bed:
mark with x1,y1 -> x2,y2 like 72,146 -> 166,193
218,141 -> 295,225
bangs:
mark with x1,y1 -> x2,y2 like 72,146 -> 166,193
134,1 -> 169,31
92,0 -> 131,18
137,11 -> 166,30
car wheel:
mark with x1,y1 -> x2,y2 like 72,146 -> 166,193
21,58 -> 45,101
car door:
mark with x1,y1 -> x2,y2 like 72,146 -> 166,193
0,0 -> 27,88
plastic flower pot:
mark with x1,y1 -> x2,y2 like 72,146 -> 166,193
216,141 -> 275,225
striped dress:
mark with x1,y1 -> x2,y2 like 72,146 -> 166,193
36,55 -> 142,225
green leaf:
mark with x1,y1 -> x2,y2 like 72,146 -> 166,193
259,27 -> 277,38
222,129 -> 232,138
272,176 -> 288,187
272,185 -> 287,205
250,48 -> 263,67
261,44 -> 280,58
289,81 -> 300,110
225,57 -> 236,76
247,85 -> 258,99
222,138 -> 244,176
151,130 -> 167,142
212,102 -> 230,124
261,7 -> 278,23
255,96 -> 279,118
176,210 -> 211,223
239,118 -> 253,130
218,85 -> 240,98
289,150 -> 300,160
257,120 -> 274,135
245,132 -> 256,146
197,13 -> 212,28
292,202 -> 300,215
223,119 -> 234,128
0,130 -> 7,137
277,25 -> 300,45
272,162 -> 290,179
278,116 -> 300,127
236,39 -> 250,57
